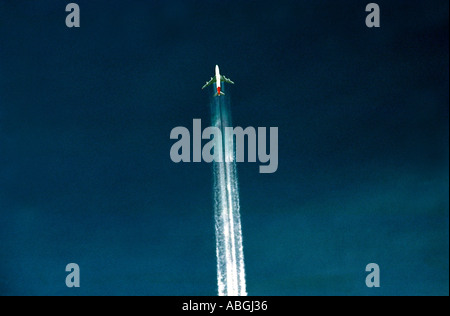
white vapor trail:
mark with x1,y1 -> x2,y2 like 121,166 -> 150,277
211,85 -> 247,296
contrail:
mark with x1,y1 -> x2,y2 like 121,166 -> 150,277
210,84 -> 247,296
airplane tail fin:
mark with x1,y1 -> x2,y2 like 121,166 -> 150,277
214,92 -> 226,97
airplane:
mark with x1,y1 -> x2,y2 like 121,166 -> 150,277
201,65 -> 234,96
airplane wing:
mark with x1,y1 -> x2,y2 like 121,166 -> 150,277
202,77 -> 216,89
221,75 -> 234,85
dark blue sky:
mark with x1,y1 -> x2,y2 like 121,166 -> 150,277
0,0 -> 448,295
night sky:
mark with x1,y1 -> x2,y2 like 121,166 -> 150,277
0,0 -> 448,295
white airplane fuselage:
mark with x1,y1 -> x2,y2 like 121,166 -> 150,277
215,65 -> 221,95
